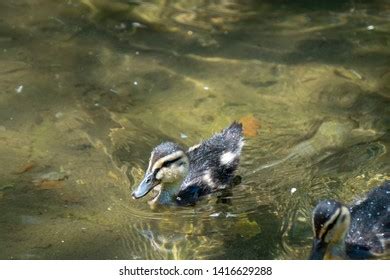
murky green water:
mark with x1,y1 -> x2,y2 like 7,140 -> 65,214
0,0 -> 389,259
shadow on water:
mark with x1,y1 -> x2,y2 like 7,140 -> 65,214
213,204 -> 282,260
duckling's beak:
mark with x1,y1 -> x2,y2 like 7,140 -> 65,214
309,238 -> 327,260
132,172 -> 158,199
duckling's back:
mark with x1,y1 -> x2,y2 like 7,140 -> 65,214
176,122 -> 244,205
346,181 -> 390,259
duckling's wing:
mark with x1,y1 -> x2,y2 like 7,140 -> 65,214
346,182 -> 390,259
178,122 -> 244,198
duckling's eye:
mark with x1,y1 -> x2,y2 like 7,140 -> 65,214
145,176 -> 152,183
161,157 -> 182,168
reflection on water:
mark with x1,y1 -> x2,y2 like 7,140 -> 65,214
0,0 -> 389,259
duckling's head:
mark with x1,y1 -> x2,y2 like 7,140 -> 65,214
310,199 -> 351,259
132,142 -> 189,199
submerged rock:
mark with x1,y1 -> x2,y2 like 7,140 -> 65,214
317,82 -> 362,109
255,119 -> 384,171
287,119 -> 383,162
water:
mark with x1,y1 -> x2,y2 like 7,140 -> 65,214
0,0 -> 389,259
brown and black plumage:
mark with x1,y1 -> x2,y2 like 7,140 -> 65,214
132,122 -> 244,206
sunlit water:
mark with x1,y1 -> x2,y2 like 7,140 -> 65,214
0,0 -> 389,259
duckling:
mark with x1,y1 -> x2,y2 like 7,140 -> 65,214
310,181 -> 390,259
131,122 -> 244,207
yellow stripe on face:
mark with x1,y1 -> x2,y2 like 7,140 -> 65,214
146,151 -> 155,173
328,206 -> 351,243
151,151 -> 184,172
318,208 -> 341,240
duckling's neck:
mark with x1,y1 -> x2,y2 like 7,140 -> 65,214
151,182 -> 181,206
324,241 -> 347,260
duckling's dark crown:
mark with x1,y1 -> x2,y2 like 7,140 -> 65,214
149,142 -> 186,168
313,199 -> 344,238
153,142 -> 184,157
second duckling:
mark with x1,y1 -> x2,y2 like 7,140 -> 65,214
310,181 -> 390,259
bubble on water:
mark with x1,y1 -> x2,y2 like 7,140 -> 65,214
15,85 -> 23,93
290,187 -> 297,194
